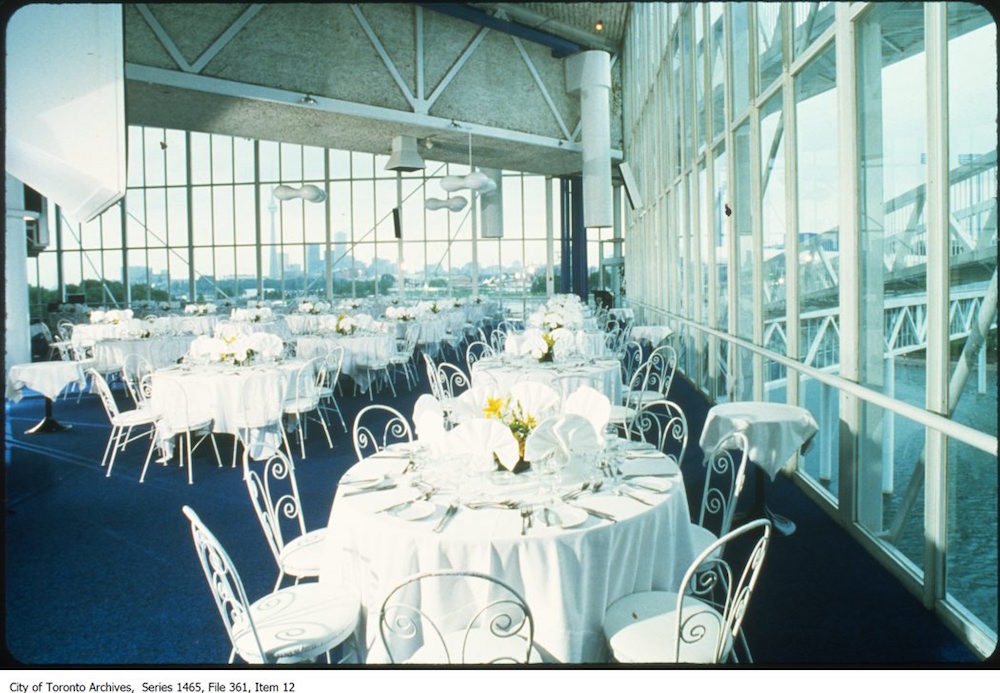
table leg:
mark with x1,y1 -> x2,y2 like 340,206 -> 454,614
24,398 -> 72,434
745,467 -> 796,536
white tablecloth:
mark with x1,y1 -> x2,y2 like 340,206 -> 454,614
149,360 -> 309,458
629,325 -> 674,346
295,333 -> 396,387
471,355 -> 623,404
150,315 -> 218,336
284,313 -> 340,335
70,321 -> 146,348
90,336 -> 194,371
505,328 -> 608,358
699,401 -> 819,480
319,444 -> 695,663
6,361 -> 89,402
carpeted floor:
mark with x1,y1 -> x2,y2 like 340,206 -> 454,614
2,350 -> 983,667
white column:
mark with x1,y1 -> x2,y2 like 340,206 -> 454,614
545,177 -> 554,296
566,51 -> 613,228
5,174 -> 32,367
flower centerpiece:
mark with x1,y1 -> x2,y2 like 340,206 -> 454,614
452,298 -> 465,308
188,328 -> 282,366
524,331 -> 556,363
430,302 -> 441,314
385,306 -> 416,321
158,301 -> 171,312
336,313 -> 357,336
482,395 -> 537,472
184,303 -> 217,316
299,300 -> 329,315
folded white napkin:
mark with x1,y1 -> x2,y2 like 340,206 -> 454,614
447,419 -> 520,472
449,384 -> 502,423
509,381 -> 561,418
562,385 -> 611,436
523,413 -> 601,464
412,394 -> 447,447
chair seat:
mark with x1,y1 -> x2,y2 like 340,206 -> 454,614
393,629 -> 543,665
111,407 -> 158,427
625,388 -> 663,406
608,404 -> 637,423
283,397 -> 319,414
232,582 -> 359,664
603,590 -> 732,663
688,524 -> 723,564
278,528 -> 327,578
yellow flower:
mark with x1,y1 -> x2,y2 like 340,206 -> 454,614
483,396 -> 508,420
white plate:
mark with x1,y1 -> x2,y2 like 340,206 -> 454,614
341,474 -> 386,489
395,500 -> 435,521
554,504 -> 588,529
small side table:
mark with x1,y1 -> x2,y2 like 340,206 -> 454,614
5,361 -> 90,434
699,401 -> 818,536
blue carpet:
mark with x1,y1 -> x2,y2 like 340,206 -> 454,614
2,350 -> 982,666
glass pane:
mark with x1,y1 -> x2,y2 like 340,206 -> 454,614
166,187 -> 187,249
757,2 -> 783,90
234,184 -> 257,245
303,195 -> 326,244
190,187 -> 211,245
760,91 -> 786,403
730,4 -> 751,117
857,2 -> 926,537
713,145 -> 728,332
189,132 -> 211,185
165,129 -> 188,186
101,205 -> 122,249
352,151 -> 374,179
945,5 -> 998,635
259,140 -> 280,183
213,187 -> 235,245
127,126 -> 144,188
710,3 -> 726,138
732,121 -> 753,399
695,6 -> 707,153
793,2 -> 834,59
502,175 -> 523,238
280,199 -> 304,245
233,136 -> 254,184
143,128 -> 166,187
280,143 -> 302,181
211,134 -> 233,184
329,149 -> 351,180
303,145 -> 325,181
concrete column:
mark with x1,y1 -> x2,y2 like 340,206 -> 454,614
571,176 -> 588,301
5,174 -> 32,366
566,51 -> 613,229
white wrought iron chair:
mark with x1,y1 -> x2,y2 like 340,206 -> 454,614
625,344 -> 678,407
625,398 -> 689,466
231,370 -> 291,469
607,356 -> 652,433
88,367 -> 159,478
282,357 -> 334,459
377,570 -> 541,664
690,431 -> 752,558
182,505 -> 359,664
243,448 -> 327,590
121,353 -> 155,411
352,404 -> 413,461
464,340 -> 494,378
139,377 -> 221,485
318,345 -> 348,433
602,518 -> 772,663
388,322 -> 420,391
436,362 -> 470,401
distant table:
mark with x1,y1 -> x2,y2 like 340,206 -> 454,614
699,401 -> 818,536
629,326 -> 674,346
5,361 -> 89,433
471,355 -> 623,404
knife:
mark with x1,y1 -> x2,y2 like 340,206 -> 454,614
433,504 -> 458,533
342,482 -> 397,497
574,505 -> 618,523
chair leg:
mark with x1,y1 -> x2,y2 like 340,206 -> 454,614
185,431 -> 193,485
101,426 -> 117,469
105,426 -> 125,477
296,414 -> 306,459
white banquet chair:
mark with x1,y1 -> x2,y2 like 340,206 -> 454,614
377,570 -> 541,664
121,353 -> 155,410
625,344 -> 678,407
690,431 -> 752,559
464,340 -> 494,378
318,345 -> 348,433
182,506 -> 359,664
602,518 -> 772,664
436,362 -> 470,400
282,357 -> 334,459
607,356 -> 653,434
389,322 -> 420,390
625,398 -> 689,465
352,404 -> 413,461
243,449 -> 327,590
88,367 -> 159,478
140,377 -> 221,485
231,370 -> 291,469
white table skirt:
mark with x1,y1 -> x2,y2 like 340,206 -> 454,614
505,329 -> 608,359
149,360 -> 309,458
319,446 -> 696,663
150,315 -> 218,336
295,333 -> 396,387
91,336 -> 194,371
629,325 -> 674,346
6,361 -> 89,402
471,356 -> 623,404
699,401 -> 819,480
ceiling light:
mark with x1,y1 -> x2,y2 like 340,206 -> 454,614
273,184 -> 326,203
594,20 -> 604,32
298,94 -> 317,105
385,135 -> 425,172
425,196 -> 468,212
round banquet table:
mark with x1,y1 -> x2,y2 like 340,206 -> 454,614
5,360 -> 90,433
295,333 -> 395,391
90,336 -> 194,371
148,359 -> 311,458
470,354 -> 623,404
505,328 -> 608,359
318,441 -> 696,663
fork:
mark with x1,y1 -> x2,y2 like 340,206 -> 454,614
561,482 -> 591,502
520,507 -> 531,535
433,503 -> 458,533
